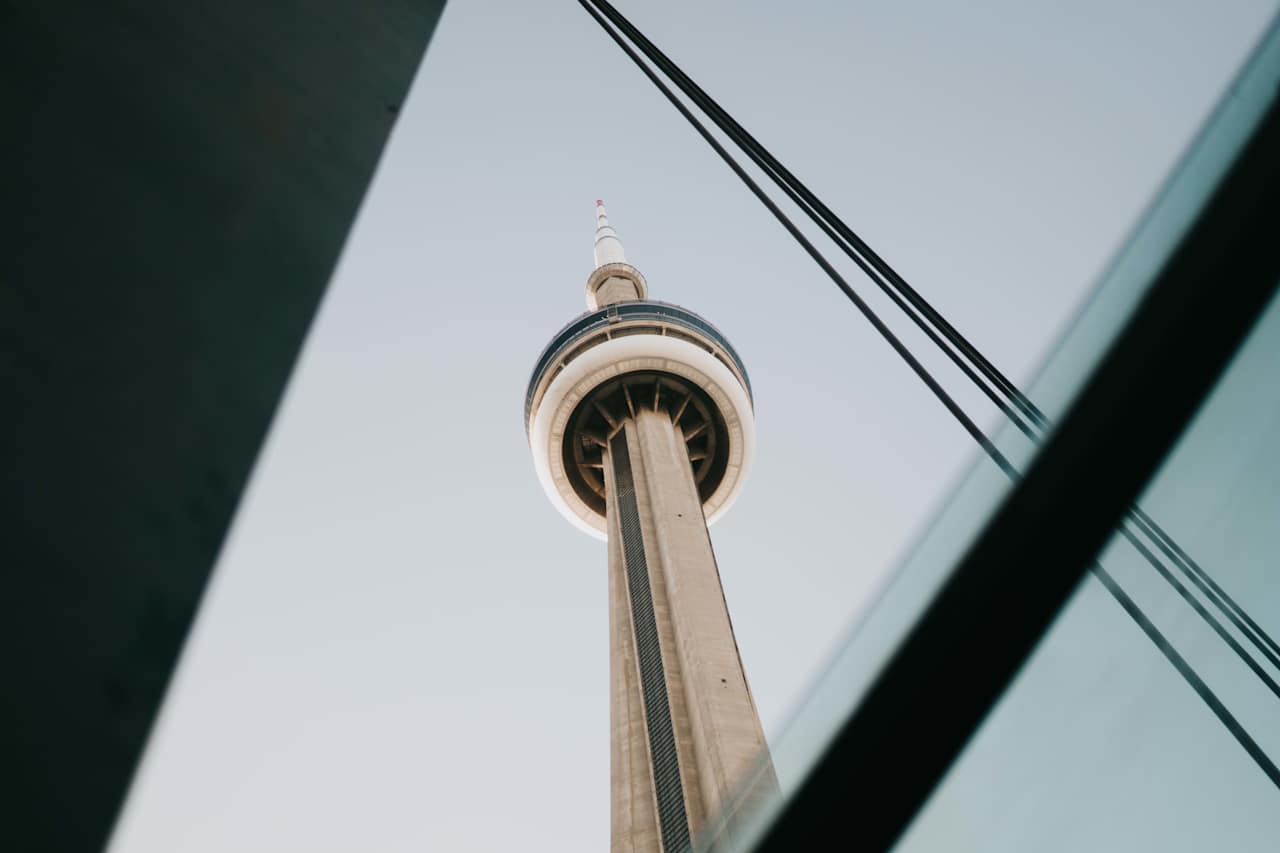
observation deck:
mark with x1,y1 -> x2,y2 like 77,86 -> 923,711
526,300 -> 755,539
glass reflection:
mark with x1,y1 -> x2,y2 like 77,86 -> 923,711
896,290 -> 1280,853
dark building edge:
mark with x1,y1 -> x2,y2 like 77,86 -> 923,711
1,3 -> 446,850
751,36 -> 1280,853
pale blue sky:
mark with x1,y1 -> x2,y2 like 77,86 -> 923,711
110,2 -> 1278,851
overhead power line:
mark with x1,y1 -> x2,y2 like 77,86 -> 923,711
578,0 -> 1280,679
579,0 -> 1280,787
579,2 -> 1280,687
1092,564 -> 1280,788
576,0 -> 1021,481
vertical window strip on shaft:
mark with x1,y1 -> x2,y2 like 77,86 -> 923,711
612,431 -> 692,852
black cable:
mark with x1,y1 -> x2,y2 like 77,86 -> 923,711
1092,564 -> 1280,788
1129,505 -> 1280,665
587,0 -> 1043,442
583,0 -> 1280,679
589,0 -> 1047,430
579,0 -> 1280,787
1117,526 -> 1280,699
577,0 -> 1021,482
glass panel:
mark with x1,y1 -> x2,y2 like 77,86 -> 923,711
702,12 -> 1280,851
895,287 -> 1280,853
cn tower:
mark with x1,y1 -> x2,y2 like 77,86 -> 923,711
526,203 -> 776,851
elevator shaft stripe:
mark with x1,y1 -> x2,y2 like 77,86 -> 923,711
612,430 -> 692,852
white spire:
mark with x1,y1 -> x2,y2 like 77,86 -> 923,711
585,199 -> 647,309
593,199 -> 626,268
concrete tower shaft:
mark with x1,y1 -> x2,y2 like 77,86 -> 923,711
602,403 -> 777,852
526,204 -> 775,851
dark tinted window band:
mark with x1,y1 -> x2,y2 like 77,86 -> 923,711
612,430 -> 692,852
525,300 -> 752,428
